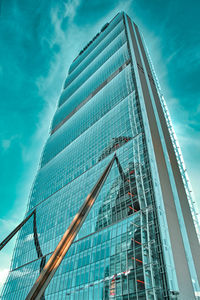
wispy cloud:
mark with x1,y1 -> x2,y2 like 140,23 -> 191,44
1,140 -> 11,151
63,0 -> 81,21
166,46 -> 183,64
0,268 -> 9,293
0,215 -> 20,294
1,135 -> 19,151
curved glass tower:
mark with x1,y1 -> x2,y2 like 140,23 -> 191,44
1,12 -> 200,300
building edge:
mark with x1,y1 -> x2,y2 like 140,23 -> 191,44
123,11 -> 199,300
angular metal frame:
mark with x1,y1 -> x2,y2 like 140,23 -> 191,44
26,154 -> 117,300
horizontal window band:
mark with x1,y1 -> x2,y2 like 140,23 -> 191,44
64,28 -> 126,91
29,133 -> 143,211
69,13 -> 123,75
42,91 -> 135,168
51,59 -> 131,135
10,203 -> 159,274
10,211 -> 144,272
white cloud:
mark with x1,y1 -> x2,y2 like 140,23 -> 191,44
24,233 -> 40,242
11,267 -> 31,278
0,207 -> 28,294
0,218 -> 18,237
1,135 -> 19,151
64,0 -> 81,21
0,268 -> 9,294
166,46 -> 183,64
1,139 -> 11,150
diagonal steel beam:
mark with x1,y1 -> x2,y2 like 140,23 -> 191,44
0,208 -> 46,299
26,154 -> 116,300
115,155 -> 127,182
0,210 -> 36,251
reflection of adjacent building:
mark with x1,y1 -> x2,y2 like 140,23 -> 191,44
96,139 -> 146,298
102,218 -> 145,299
96,143 -> 139,232
98,137 -> 132,162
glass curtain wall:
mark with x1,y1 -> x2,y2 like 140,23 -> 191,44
2,12 -> 172,300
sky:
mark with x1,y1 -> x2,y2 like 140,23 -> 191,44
0,0 -> 200,293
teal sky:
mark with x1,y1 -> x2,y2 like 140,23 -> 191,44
0,0 -> 200,291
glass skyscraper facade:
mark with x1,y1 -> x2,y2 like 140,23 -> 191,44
1,12 -> 200,300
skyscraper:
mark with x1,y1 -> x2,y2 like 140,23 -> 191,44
1,11 -> 200,299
